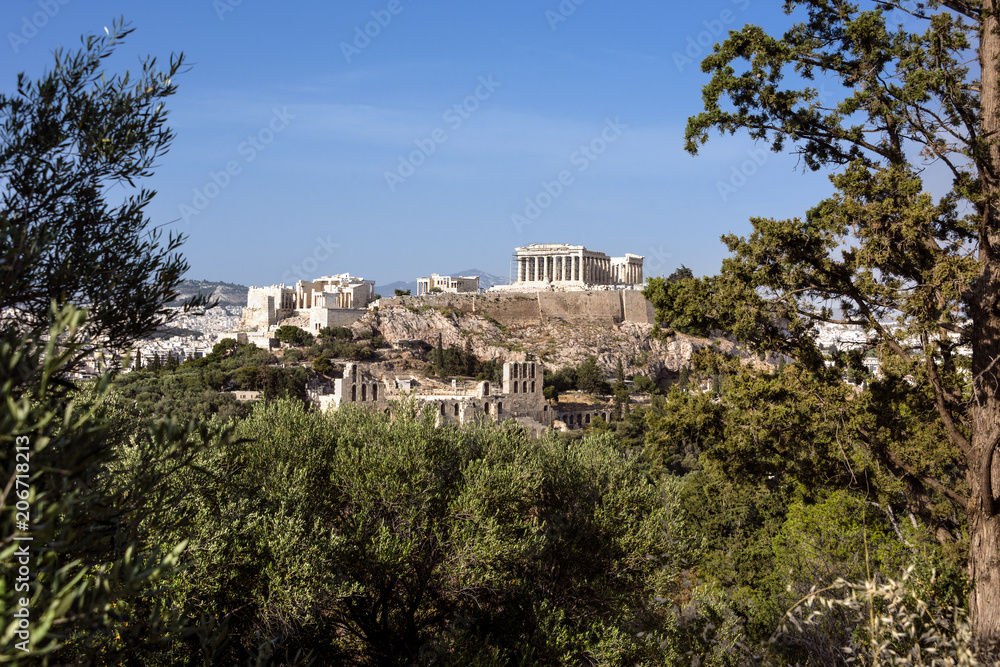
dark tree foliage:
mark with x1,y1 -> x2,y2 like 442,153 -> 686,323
0,20 -> 210,362
318,325 -> 353,341
667,265 -> 694,283
544,358 -> 613,395
114,341 -> 308,422
644,0 -> 1000,639
633,374 -> 657,393
151,401 -> 686,664
274,325 -> 314,347
434,342 -> 502,382
313,354 -> 333,373
0,24 -> 239,664
576,356 -> 611,396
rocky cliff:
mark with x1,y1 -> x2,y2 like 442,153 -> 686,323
355,304 -> 757,384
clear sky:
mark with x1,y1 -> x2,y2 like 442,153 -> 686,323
1,0 -> 849,288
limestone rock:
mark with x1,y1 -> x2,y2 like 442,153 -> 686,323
357,304 -> 761,384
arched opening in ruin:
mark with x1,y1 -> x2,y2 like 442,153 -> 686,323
440,403 -> 445,415
351,385 -> 356,402
483,382 -> 490,395
497,402 -> 503,414
513,383 -> 518,394
522,381 -> 527,394
454,403 -> 459,417
530,364 -> 535,379
361,385 -> 367,401
372,385 -> 378,401
585,414 -> 591,424
531,381 -> 535,393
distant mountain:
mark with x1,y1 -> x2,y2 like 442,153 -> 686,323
377,280 -> 417,297
451,269 -> 510,290
167,280 -> 248,310
378,269 -> 509,296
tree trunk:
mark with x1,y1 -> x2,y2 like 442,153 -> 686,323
970,0 -> 1000,643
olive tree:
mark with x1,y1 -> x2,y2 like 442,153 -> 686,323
0,19 -> 209,363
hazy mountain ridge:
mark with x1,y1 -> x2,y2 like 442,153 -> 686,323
379,269 -> 509,295
168,280 -> 249,310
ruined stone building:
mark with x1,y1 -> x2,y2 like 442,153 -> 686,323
306,359 -> 617,437
307,360 -> 556,435
240,274 -> 376,332
510,244 -> 643,287
415,274 -> 480,295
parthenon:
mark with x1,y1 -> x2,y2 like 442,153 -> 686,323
512,244 -> 643,287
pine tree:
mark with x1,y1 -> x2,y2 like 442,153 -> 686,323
436,334 -> 445,377
646,0 -> 1000,639
464,338 -> 476,376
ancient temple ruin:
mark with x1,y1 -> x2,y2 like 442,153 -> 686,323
306,359 -> 616,437
416,274 -> 480,295
240,273 -> 376,332
511,244 -> 643,287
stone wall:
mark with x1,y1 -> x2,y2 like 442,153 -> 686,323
621,289 -> 655,325
310,308 -> 368,331
536,291 -> 621,324
241,289 -> 276,329
379,290 -> 655,328
382,293 -> 478,313
477,293 -> 543,326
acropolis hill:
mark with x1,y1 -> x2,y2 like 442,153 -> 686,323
224,244 -> 764,406
236,244 -> 655,343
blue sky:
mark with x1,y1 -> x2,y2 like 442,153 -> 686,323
1,0 -> 845,288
